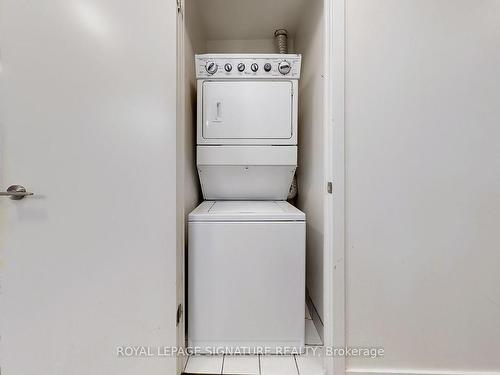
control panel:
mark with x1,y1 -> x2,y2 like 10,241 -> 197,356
196,54 -> 301,79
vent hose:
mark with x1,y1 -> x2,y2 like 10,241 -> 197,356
274,29 -> 297,202
274,29 -> 288,54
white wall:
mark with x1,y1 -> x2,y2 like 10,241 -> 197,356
189,0 -> 307,40
178,2 -> 205,362
295,0 -> 325,322
344,0 -> 500,373
206,39 -> 294,54
184,0 -> 204,211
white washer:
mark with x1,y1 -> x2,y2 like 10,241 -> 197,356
188,201 -> 305,353
195,54 -> 301,200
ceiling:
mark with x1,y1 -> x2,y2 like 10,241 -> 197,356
188,0 -> 309,40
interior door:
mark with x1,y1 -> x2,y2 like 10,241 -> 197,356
0,1 -> 178,374
202,80 -> 293,139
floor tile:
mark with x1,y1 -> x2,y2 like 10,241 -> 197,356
260,355 -> 298,375
222,355 -> 260,374
305,319 -> 322,346
295,352 -> 324,374
185,355 -> 224,374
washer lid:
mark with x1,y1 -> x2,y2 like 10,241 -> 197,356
188,201 -> 305,222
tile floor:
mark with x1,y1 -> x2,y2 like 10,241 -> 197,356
184,304 -> 324,374
185,352 -> 324,375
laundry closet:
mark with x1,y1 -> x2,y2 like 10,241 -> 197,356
178,0 -> 329,370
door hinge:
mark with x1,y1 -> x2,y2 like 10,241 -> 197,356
327,181 -> 333,194
176,304 -> 183,326
177,0 -> 183,14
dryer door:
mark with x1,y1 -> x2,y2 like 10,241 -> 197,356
202,80 -> 293,140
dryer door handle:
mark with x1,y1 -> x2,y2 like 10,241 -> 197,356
213,100 -> 223,122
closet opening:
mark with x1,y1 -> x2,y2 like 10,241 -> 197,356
178,0 -> 330,373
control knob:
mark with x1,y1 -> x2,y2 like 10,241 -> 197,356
237,63 -> 245,72
224,63 -> 232,72
264,63 -> 272,72
278,61 -> 292,75
251,63 -> 259,72
205,61 -> 218,75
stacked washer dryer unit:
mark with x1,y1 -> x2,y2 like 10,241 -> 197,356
188,54 -> 305,353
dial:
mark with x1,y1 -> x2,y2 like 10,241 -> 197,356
205,61 -> 218,75
237,63 -> 245,72
278,61 -> 291,75
251,63 -> 259,72
264,63 -> 272,72
224,63 -> 232,72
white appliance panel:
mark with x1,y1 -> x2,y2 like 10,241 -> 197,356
198,165 -> 295,200
196,79 -> 298,146
197,145 -> 297,165
202,81 -> 293,140
196,54 -> 302,79
188,219 -> 305,352
197,145 -> 297,200
188,200 -> 306,221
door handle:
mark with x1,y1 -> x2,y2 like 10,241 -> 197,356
212,100 -> 222,122
216,101 -> 222,120
0,185 -> 34,200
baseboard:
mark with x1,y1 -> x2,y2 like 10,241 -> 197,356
306,290 -> 324,344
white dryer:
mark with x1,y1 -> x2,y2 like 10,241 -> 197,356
188,201 -> 305,353
196,54 -> 301,200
